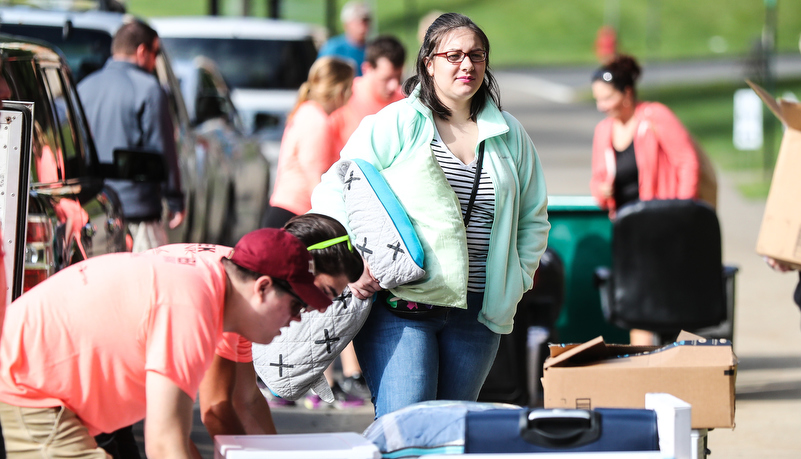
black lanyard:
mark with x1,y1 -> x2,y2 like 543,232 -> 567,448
463,140 -> 485,227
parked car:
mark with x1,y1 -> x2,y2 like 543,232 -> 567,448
0,5 -> 268,244
0,34 -> 128,301
149,16 -> 319,197
170,56 -> 267,243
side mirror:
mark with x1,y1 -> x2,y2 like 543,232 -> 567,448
110,148 -> 167,182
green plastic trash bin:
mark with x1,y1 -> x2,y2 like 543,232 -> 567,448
546,195 -> 629,344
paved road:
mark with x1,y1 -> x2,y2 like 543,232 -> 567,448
501,52 -> 801,103
137,55 -> 801,457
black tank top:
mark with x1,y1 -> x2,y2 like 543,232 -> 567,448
613,142 -> 640,209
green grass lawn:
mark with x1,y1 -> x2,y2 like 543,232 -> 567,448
127,0 -> 801,68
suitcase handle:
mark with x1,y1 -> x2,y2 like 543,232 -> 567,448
518,409 -> 601,448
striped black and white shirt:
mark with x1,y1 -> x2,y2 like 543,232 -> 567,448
431,133 -> 495,292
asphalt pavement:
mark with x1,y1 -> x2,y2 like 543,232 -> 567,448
135,55 -> 801,457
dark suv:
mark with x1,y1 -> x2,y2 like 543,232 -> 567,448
0,34 -> 126,302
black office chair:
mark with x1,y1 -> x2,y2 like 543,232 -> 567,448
594,199 -> 733,338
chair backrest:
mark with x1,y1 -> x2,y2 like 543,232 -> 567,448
608,199 -> 725,332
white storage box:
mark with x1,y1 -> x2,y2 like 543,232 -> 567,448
214,432 -> 380,459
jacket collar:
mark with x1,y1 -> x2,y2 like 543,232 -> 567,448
105,58 -> 150,75
407,84 -> 509,142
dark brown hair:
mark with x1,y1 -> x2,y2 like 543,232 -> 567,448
365,35 -> 406,69
402,12 -> 501,121
221,257 -> 261,282
592,54 -> 642,94
112,19 -> 158,56
284,214 -> 363,282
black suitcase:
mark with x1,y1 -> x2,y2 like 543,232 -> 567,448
465,407 -> 659,453
478,248 -> 564,406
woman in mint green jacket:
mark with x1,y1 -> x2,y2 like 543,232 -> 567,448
311,12 -> 549,418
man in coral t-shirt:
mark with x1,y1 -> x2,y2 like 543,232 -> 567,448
0,229 -> 332,459
329,35 -> 406,155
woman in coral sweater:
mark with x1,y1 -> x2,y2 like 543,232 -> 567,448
264,56 -> 354,228
590,54 -> 700,219
590,54 -> 701,345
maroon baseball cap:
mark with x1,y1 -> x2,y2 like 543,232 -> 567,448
229,228 -> 331,311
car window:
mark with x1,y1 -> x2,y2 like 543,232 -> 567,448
195,67 -> 227,124
62,67 -> 97,170
42,67 -> 89,180
2,58 -> 64,184
160,37 -> 317,90
155,54 -> 191,132
0,24 -> 112,83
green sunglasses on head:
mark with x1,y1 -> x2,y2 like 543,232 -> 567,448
306,235 -> 353,252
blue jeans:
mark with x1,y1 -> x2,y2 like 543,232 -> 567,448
353,292 -> 501,419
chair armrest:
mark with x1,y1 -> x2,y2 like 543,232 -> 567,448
594,266 -> 611,289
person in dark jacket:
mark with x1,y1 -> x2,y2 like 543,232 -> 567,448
78,19 -> 184,252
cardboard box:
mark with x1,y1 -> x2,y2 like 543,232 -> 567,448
542,331 -> 736,429
748,79 -> 801,269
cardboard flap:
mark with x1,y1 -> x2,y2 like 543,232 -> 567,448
779,99 -> 801,130
545,331 -> 735,369
544,336 -> 606,369
747,79 -> 801,130
676,330 -> 705,341
747,79 -> 785,123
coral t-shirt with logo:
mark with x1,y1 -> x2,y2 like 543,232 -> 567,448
0,249 -> 227,436
147,243 -> 252,363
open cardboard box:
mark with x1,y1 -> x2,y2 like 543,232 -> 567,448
747,79 -> 801,269
542,331 -> 736,429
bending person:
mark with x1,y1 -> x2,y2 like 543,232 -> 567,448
194,214 -> 364,436
0,228 -> 334,458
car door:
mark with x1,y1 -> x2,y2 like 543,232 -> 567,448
190,58 -> 267,244
39,63 -> 126,258
0,51 -> 124,298
153,53 -> 208,244
0,101 -> 35,303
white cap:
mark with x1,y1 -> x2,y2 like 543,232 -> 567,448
341,1 -> 371,23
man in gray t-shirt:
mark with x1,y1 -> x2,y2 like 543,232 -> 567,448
78,19 -> 184,252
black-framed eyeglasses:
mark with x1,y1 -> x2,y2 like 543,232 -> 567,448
432,50 -> 487,64
272,278 -> 309,318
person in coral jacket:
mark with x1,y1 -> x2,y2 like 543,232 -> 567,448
263,57 -> 354,229
590,54 -> 701,346
589,54 -> 700,219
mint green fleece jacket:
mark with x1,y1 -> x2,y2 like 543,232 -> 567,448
311,87 -> 550,334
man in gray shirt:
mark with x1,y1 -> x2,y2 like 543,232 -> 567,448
79,19 -> 184,252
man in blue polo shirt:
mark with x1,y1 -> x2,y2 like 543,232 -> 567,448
319,1 -> 371,76
79,19 -> 184,252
